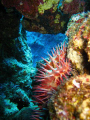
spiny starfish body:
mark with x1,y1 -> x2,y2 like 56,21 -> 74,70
33,43 -> 71,105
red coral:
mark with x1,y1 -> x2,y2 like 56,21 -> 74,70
33,43 -> 71,105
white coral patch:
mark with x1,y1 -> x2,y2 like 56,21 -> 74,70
71,14 -> 80,21
73,79 -> 80,88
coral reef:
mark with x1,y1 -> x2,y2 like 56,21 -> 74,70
47,11 -> 90,120
60,0 -> 85,15
48,74 -> 90,120
66,11 -> 90,74
22,12 -> 69,34
1,0 -> 86,34
1,0 -> 44,19
0,35 -> 37,119
0,0 -> 90,119
0,6 -> 37,120
38,0 -> 59,14
21,0 -> 86,34
1,0 -> 69,34
33,43 -> 71,118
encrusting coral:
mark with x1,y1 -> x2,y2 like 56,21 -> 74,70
47,11 -> 90,120
48,74 -> 90,120
2,0 -> 86,34
66,11 -> 90,74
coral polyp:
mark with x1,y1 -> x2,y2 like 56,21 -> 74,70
33,43 -> 71,105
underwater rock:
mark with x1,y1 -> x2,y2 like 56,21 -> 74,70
48,74 -> 90,120
3,99 -> 19,119
60,0 -> 85,15
1,0 -> 68,34
13,106 -> 40,120
0,5 -> 37,119
66,11 -> 90,74
0,36 -> 36,84
1,0 -> 86,19
0,5 -> 21,40
22,12 -> 69,34
1,0 -> 86,34
1,0 -> 44,19
0,34 -> 36,119
0,34 -> 37,119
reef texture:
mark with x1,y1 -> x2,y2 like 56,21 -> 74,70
66,11 -> 90,74
47,11 -> 90,120
48,74 -> 90,120
60,0 -> 85,15
0,7 -> 37,120
1,0 -> 85,34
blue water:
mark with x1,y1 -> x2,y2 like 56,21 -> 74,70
26,31 -> 67,67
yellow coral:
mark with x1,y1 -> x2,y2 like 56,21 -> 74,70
38,0 -> 60,14
54,14 -> 60,23
61,21 -> 65,27
64,0 -> 73,3
79,99 -> 90,120
67,47 -> 84,73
